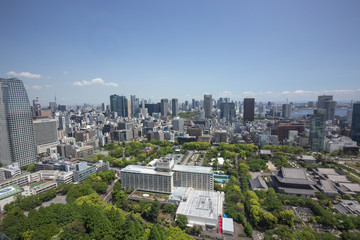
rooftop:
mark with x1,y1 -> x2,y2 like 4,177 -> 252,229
316,168 -> 339,176
173,165 -> 213,174
281,167 -> 307,179
176,190 -> 224,224
222,218 -> 234,234
120,165 -> 173,176
0,184 -> 23,200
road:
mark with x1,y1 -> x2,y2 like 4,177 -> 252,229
101,178 -> 119,203
181,151 -> 194,165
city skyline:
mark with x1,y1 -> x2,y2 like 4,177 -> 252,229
1,1 -> 360,104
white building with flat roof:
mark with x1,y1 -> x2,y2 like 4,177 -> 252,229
173,165 -> 214,191
176,189 -> 224,228
120,157 -> 214,193
120,165 -> 174,194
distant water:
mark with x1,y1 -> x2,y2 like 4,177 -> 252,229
292,108 -> 348,118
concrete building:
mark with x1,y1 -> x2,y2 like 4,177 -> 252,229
243,98 -> 255,122
309,109 -> 326,152
0,172 -> 41,189
204,94 -> 212,118
161,98 -> 169,117
110,94 -> 128,118
0,163 -> 21,181
0,185 -> 23,211
0,78 -> 37,166
172,98 -> 178,117
120,165 -> 174,194
73,162 -> 97,183
120,156 -> 214,193
351,103 -> 360,144
73,145 -> 94,158
33,118 -> 58,154
318,95 -> 336,121
176,190 -> 224,228
22,180 -> 58,196
173,165 -> 214,191
282,103 -> 291,119
214,130 -> 227,143
173,118 -> 185,132
220,102 -> 236,122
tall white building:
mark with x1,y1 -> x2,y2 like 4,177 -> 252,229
0,78 -> 37,166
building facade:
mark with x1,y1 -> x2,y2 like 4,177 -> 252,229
243,98 -> 255,122
172,98 -> 178,117
351,103 -> 360,143
0,78 -> 37,166
309,109 -> 326,151
161,98 -> 169,117
204,94 -> 212,118
33,118 -> 58,154
220,102 -> 236,122
282,103 -> 291,119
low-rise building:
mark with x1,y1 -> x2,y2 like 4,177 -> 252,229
271,167 -> 316,198
22,180 -> 58,196
0,172 -> 40,189
176,189 -> 224,228
0,185 -> 23,211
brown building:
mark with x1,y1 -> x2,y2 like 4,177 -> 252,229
272,122 -> 305,143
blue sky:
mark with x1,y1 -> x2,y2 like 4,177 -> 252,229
1,0 -> 360,105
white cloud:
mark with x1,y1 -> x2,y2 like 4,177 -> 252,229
293,90 -> 312,95
63,71 -> 69,75
7,71 -> 41,79
25,85 -> 43,90
72,78 -> 118,87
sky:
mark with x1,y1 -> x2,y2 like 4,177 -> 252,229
1,0 -> 360,105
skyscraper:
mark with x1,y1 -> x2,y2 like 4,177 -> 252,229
161,99 -> 169,117
204,94 -> 212,118
172,98 -> 178,117
309,109 -> 326,152
351,103 -> 360,143
317,95 -> 336,121
282,103 -> 291,119
109,94 -> 128,117
130,95 -> 136,117
220,102 -> 236,122
0,78 -> 37,166
243,98 -> 255,122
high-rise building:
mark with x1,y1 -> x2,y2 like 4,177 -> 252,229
204,94 -> 212,118
220,102 -> 236,122
0,78 -> 37,166
33,119 -> 58,154
109,94 -> 128,117
130,95 -> 136,117
282,103 -> 292,119
161,99 -> 168,117
172,98 -> 178,117
243,98 -> 255,122
309,109 -> 326,152
318,95 -> 336,121
351,103 -> 360,143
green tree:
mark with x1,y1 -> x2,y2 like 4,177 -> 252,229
176,214 -> 188,230
168,226 -> 192,240
294,230 -> 315,240
244,222 -> 253,237
278,210 -> 295,228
